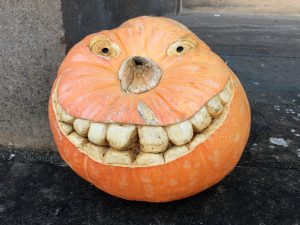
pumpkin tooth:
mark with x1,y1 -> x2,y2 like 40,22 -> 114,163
106,124 -> 137,150
87,123 -> 107,146
138,126 -> 169,153
55,103 -> 62,114
73,118 -> 91,137
103,148 -> 134,165
58,105 -> 75,124
137,101 -> 157,125
164,146 -> 190,163
59,121 -> 73,135
68,132 -> 88,148
190,106 -> 212,133
206,96 -> 223,118
135,152 -> 164,166
188,134 -> 207,150
166,120 -> 193,146
82,143 -> 106,163
219,81 -> 232,104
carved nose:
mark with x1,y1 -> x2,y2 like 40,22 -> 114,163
132,56 -> 144,66
118,56 -> 162,94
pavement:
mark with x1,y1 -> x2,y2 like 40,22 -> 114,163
0,13 -> 300,225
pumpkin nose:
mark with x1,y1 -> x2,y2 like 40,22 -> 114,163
118,56 -> 162,94
132,56 -> 144,66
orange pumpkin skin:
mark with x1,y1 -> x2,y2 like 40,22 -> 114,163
49,73 -> 250,202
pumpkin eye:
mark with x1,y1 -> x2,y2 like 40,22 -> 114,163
176,46 -> 184,53
167,36 -> 197,56
101,47 -> 109,54
89,36 -> 121,58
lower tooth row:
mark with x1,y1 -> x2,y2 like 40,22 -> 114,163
68,132 -> 191,166
55,80 -> 232,166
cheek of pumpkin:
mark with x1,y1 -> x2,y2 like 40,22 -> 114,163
49,16 -> 250,202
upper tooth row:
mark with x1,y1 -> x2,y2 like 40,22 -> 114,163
59,104 -> 211,151
55,80 -> 231,165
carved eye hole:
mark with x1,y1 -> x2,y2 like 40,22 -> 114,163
89,36 -> 121,58
167,36 -> 198,56
176,46 -> 184,53
101,47 -> 109,54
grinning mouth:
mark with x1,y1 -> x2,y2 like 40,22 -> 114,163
52,79 -> 233,167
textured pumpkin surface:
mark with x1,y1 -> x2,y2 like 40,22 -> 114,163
56,16 -> 229,125
49,16 -> 250,202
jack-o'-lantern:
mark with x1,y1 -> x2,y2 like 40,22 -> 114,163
49,16 -> 250,202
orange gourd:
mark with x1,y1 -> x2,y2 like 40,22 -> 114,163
49,16 -> 250,202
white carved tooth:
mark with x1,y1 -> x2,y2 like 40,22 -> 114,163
88,123 -> 107,146
59,122 -> 73,135
58,105 -> 75,124
68,132 -> 88,148
135,152 -> 164,166
164,146 -> 190,163
138,126 -> 169,153
52,92 -> 58,104
190,106 -> 212,133
219,81 -> 232,104
73,118 -> 91,137
106,124 -> 137,150
82,143 -> 106,162
103,148 -> 134,165
166,120 -> 193,146
188,134 -> 207,150
137,101 -> 157,125
55,103 -> 62,114
206,95 -> 223,118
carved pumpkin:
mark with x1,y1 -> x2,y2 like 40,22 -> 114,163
49,16 -> 250,202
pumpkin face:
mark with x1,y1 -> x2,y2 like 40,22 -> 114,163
49,16 -> 250,202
